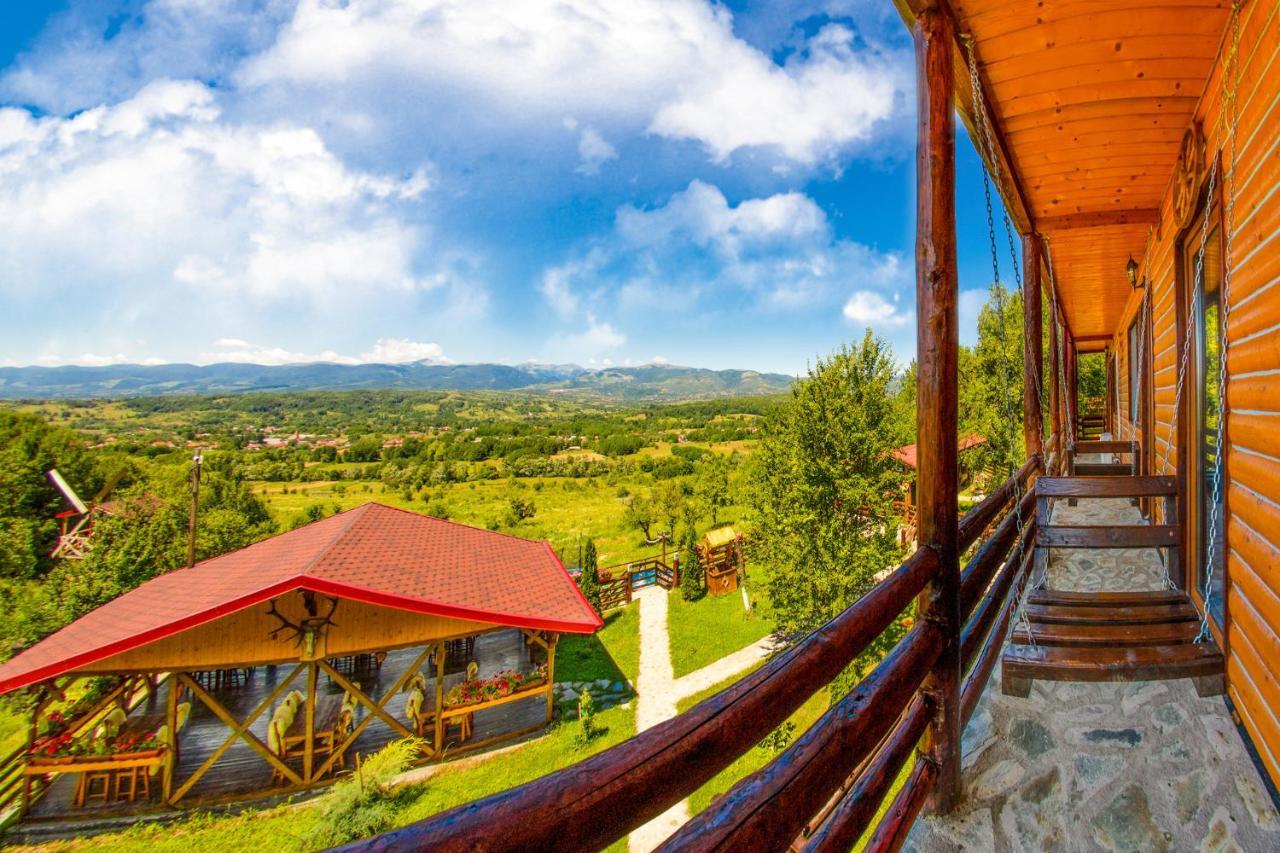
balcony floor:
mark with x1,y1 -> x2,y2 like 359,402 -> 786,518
907,496 -> 1280,851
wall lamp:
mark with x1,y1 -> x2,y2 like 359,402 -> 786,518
1125,255 -> 1144,290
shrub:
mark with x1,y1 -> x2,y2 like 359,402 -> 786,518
302,738 -> 422,848
576,689 -> 599,746
679,528 -> 704,602
578,539 -> 602,615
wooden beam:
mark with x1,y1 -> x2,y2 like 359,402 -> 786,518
891,0 -> 1034,235
913,4 -> 961,815
1022,233 -> 1044,460
314,647 -> 430,778
1037,208 -> 1159,232
163,675 -> 177,802
1048,305 -> 1062,471
434,641 -> 446,757
173,668 -> 303,801
304,663 -> 317,783
546,634 -> 558,724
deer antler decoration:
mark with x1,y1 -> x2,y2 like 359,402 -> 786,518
266,591 -> 340,659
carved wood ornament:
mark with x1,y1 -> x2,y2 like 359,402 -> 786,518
267,591 -> 340,660
1173,122 -> 1204,230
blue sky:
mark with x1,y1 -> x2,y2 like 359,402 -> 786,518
0,0 -> 1016,374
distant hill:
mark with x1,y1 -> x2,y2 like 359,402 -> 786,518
0,361 -> 795,401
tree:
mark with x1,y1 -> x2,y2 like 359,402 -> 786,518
578,539 -> 602,615
697,456 -> 731,525
971,283 -> 1026,478
623,492 -> 656,542
748,331 -> 907,642
679,527 -> 704,601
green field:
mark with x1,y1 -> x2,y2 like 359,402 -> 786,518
666,574 -> 776,678
556,601 -> 640,684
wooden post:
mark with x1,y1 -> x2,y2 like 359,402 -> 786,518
1022,234 -> 1044,460
434,641 -> 446,756
913,4 -> 961,814
546,633 -> 558,724
1048,306 -> 1061,470
1066,335 -> 1078,436
163,674 -> 178,802
303,662 -> 317,783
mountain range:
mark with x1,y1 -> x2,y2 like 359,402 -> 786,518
0,361 -> 796,401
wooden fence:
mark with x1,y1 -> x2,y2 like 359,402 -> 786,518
335,455 -> 1041,852
595,553 -> 680,611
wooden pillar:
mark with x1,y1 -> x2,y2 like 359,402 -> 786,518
1048,307 -> 1061,468
163,674 -> 177,803
545,633 -> 558,724
1022,234 -> 1044,460
434,641 -> 446,756
913,4 -> 961,814
1063,328 -> 1078,435
303,662 -> 317,783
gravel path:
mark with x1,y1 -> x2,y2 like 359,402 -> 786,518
628,585 -> 778,852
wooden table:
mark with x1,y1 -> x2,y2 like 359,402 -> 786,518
281,695 -> 350,776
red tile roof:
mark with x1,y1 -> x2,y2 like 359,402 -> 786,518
892,433 -> 987,469
0,503 -> 601,694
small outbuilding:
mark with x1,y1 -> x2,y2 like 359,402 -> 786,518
0,503 -> 600,820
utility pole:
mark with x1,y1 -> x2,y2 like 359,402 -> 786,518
187,448 -> 203,568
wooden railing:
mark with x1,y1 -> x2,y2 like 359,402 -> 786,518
337,455 -> 1041,852
0,674 -> 163,824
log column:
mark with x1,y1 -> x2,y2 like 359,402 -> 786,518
913,4 -> 961,813
1022,234 -> 1044,460
1048,307 -> 1062,470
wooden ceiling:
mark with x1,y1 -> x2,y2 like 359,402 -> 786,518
949,0 -> 1231,338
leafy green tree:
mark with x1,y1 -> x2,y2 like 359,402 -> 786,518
578,539 -> 602,614
623,492 -> 656,542
679,527 -> 704,601
698,455 -> 731,525
748,331 -> 906,640
972,283 -> 1026,477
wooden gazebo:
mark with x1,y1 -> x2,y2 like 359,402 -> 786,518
0,503 -> 600,817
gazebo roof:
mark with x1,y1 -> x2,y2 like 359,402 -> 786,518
0,503 -> 600,693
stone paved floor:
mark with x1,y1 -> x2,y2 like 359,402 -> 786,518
906,494 -> 1280,852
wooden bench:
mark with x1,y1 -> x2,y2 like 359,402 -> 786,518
1002,475 -> 1224,698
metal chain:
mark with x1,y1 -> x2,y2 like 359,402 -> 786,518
1198,4 -> 1241,643
965,38 -> 1037,642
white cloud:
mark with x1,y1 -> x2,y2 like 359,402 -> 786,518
236,0 -> 909,166
575,127 -> 617,175
360,338 -> 451,364
545,317 -> 626,363
200,337 -> 451,365
0,79 -> 443,310
544,181 -> 908,320
843,289 -> 910,326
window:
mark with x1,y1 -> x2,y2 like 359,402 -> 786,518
1127,314 -> 1142,427
1181,198 -> 1225,632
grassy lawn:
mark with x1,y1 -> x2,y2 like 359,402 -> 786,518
556,601 -> 640,684
33,703 -> 637,853
667,568 -> 775,678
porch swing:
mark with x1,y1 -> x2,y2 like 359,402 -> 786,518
954,36 -> 1230,698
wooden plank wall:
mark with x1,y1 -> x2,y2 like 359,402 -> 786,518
1111,0 -> 1280,789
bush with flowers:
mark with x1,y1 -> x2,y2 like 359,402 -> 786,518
444,664 -> 548,709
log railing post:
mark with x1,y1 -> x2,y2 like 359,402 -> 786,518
1066,334 -> 1078,436
1048,306 -> 1062,470
913,3 -> 961,814
1022,233 -> 1044,460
